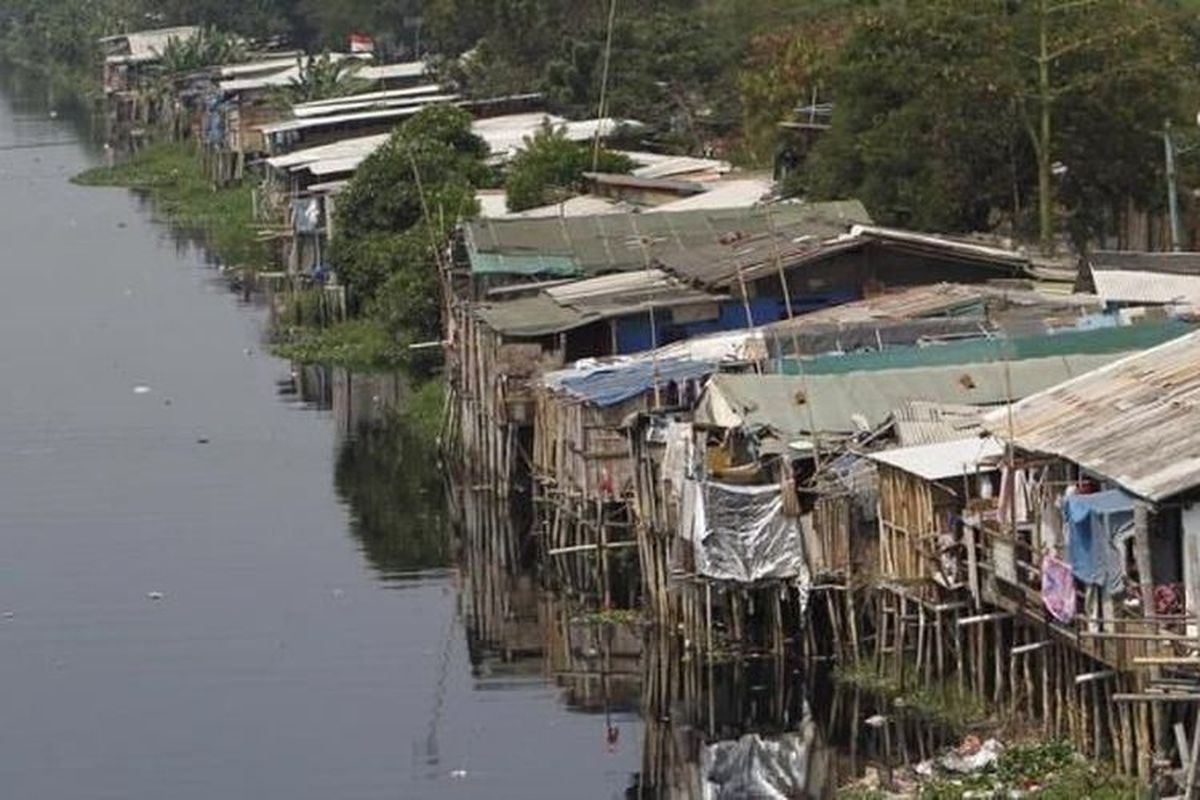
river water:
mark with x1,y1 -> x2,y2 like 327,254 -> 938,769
0,70 -> 640,799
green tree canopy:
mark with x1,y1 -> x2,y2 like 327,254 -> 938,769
802,1 -> 1187,246
504,124 -> 634,212
330,105 -> 487,352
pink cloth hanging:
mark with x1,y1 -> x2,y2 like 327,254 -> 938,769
1041,554 -> 1076,623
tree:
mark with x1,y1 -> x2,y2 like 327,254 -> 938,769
739,14 -> 852,164
1013,0 -> 1184,251
156,26 -> 248,76
504,123 -> 634,212
804,1 -> 1186,246
330,105 -> 488,349
277,53 -> 370,104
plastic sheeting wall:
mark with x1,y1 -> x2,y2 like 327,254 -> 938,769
689,481 -> 808,584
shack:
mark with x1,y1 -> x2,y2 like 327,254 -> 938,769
100,26 -> 200,129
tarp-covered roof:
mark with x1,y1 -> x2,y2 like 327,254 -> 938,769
697,352 -> 1129,438
544,357 -> 718,407
982,329 -> 1200,502
464,202 -> 869,278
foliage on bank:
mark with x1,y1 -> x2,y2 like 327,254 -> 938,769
272,318 -> 410,372
326,105 -> 489,367
72,141 -> 266,267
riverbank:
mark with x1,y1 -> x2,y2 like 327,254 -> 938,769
72,141 -> 265,267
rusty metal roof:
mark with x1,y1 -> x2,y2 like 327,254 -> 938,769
767,283 -> 985,327
982,329 -> 1200,501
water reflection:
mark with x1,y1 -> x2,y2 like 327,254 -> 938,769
279,365 -> 449,580
334,422 -> 449,580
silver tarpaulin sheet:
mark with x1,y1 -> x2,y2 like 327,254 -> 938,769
691,481 -> 807,583
701,728 -> 832,800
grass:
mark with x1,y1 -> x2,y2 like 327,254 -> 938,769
395,379 -> 446,450
573,608 -> 643,626
833,660 -> 988,732
916,740 -> 1137,799
73,141 -> 267,268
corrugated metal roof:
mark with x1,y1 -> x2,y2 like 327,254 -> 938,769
768,284 -> 984,327
654,205 -> 873,288
890,401 -> 987,446
644,179 -> 773,213
268,114 -> 622,176
621,152 -> 732,180
475,294 -> 586,337
218,54 -> 366,93
356,61 -> 427,82
1090,268 -> 1200,306
259,96 -> 459,135
291,84 -> 445,117
485,118 -> 640,161
266,133 -> 389,172
658,221 -> 1030,290
869,437 -> 1005,481
981,329 -> 1200,501
509,196 -> 626,219
475,269 -> 720,336
583,172 -> 706,194
216,55 -> 300,78
850,225 -> 1030,268
697,352 -> 1130,437
1091,250 -> 1200,276
465,202 -> 868,278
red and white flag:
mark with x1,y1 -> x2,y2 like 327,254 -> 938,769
349,32 -> 375,54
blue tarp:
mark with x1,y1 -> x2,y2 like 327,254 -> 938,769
555,358 -> 717,408
1063,489 -> 1134,591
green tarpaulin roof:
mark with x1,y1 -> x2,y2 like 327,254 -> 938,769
463,201 -> 872,277
698,352 -> 1131,439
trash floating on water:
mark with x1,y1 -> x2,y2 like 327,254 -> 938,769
146,591 -> 164,601
195,437 -> 209,444
133,385 -> 151,395
331,588 -> 346,599
449,769 -> 467,779
2,611 -> 14,620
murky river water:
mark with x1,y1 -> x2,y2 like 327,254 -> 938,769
0,69 -> 639,799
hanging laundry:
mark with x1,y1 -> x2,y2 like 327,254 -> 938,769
1041,554 -> 1076,623
1063,489 -> 1134,593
